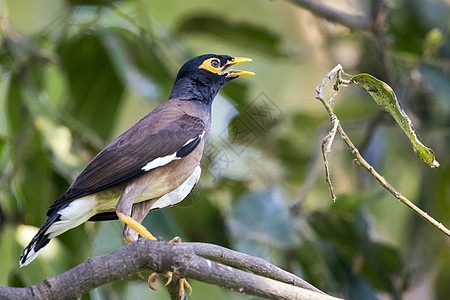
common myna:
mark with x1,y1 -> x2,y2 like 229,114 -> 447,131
20,54 -> 253,271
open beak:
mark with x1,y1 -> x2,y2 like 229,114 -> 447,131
223,57 -> 255,77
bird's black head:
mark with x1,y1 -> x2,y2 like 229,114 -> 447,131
169,54 -> 254,104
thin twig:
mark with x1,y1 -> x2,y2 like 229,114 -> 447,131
315,65 -> 450,238
337,127 -> 450,238
321,115 -> 339,202
286,0 -> 372,31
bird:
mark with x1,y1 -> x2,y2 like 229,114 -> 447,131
19,54 -> 253,272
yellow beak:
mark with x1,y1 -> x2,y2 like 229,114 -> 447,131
225,57 -> 255,77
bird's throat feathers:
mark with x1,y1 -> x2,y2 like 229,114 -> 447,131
168,75 -> 227,105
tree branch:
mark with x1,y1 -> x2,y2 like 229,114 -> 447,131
286,0 -> 373,31
191,242 -> 325,294
0,239 -> 343,300
315,65 -> 450,238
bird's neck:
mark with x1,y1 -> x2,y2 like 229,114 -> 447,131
168,77 -> 222,105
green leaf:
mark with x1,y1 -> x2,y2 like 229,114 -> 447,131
351,73 -> 439,168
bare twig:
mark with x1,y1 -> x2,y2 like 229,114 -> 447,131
315,65 -> 450,238
321,115 -> 339,202
286,0 -> 372,31
0,239 -> 343,300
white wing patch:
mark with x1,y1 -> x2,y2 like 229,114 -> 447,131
141,153 -> 180,172
150,165 -> 201,210
183,137 -> 196,147
182,130 -> 205,147
141,131 -> 205,172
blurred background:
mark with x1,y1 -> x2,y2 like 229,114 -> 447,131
0,0 -> 449,299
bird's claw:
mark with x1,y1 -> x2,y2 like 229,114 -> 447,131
148,270 -> 191,296
147,272 -> 160,291
169,236 -> 182,243
164,271 -> 173,286
179,278 -> 192,297
147,237 -> 190,295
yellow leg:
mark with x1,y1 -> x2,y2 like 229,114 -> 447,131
117,212 -> 157,241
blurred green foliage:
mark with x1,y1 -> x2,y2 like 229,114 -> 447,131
0,0 -> 449,299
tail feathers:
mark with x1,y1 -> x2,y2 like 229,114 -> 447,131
20,196 -> 98,267
19,212 -> 61,267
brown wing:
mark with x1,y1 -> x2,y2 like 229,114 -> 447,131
47,104 -> 205,216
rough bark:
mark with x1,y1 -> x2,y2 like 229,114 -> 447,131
0,239 -> 343,300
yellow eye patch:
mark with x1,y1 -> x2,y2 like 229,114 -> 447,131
198,58 -> 225,75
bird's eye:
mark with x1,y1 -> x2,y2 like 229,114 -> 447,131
211,59 -> 220,68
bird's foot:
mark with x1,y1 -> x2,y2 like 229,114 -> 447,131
147,236 -> 191,296
147,271 -> 192,296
